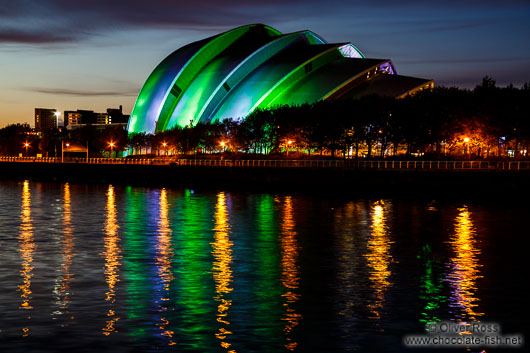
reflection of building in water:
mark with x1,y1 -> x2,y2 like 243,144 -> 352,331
418,243 -> 445,324
364,201 -> 393,320
53,183 -> 75,317
446,206 -> 483,321
253,194 -> 281,349
18,180 -> 35,336
123,187 -> 151,341
102,185 -> 122,335
167,189 -> 213,350
212,192 -> 236,352
333,201 -> 366,350
280,196 -> 302,351
155,188 -> 175,345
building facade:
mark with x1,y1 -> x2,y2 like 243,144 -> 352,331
64,106 -> 129,130
34,108 -> 58,132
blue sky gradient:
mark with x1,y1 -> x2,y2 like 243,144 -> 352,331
1,0 -> 529,126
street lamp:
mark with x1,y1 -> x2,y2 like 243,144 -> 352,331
61,141 -> 70,162
464,137 -> 470,156
162,141 -> 167,156
220,141 -> 226,152
109,141 -> 115,158
287,140 -> 293,157
24,141 -> 29,157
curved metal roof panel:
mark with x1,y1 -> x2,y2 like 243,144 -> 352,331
128,24 -> 430,134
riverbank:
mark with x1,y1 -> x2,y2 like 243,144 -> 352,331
1,160 -> 529,198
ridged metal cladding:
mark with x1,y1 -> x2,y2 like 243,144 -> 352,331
127,24 -> 408,134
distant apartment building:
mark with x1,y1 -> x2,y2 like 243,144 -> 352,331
34,108 -> 58,132
64,111 -> 82,126
64,106 -> 129,130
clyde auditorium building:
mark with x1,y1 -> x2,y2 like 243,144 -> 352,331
128,24 -> 433,134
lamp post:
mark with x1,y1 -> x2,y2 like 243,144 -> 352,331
24,141 -> 29,157
220,141 -> 225,152
109,141 -> 115,158
61,141 -> 70,162
464,137 -> 470,157
162,141 -> 167,156
287,140 -> 293,157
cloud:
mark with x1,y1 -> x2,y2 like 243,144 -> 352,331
398,57 -> 530,65
22,87 -> 139,97
0,0 -> 297,44
1,0 -> 527,44
0,29 -> 77,44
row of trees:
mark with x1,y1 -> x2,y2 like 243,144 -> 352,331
1,77 -> 529,159
0,123 -> 127,158
130,77 -> 530,159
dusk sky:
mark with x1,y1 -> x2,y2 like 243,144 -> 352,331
1,0 -> 529,127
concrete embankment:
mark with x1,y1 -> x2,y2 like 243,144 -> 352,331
1,161 -> 529,198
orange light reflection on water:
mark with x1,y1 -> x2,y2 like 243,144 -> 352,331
365,201 -> 393,320
211,192 -> 236,353
102,185 -> 121,335
53,183 -> 75,317
280,196 -> 302,351
447,206 -> 483,321
18,180 -> 35,336
155,188 -> 175,345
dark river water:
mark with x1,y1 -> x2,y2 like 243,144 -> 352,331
0,180 -> 526,353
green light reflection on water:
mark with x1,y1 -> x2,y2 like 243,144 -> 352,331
153,188 -> 176,345
123,186 -> 151,341
253,195 -> 283,349
119,189 -> 298,351
170,189 -> 217,351
417,244 -> 446,325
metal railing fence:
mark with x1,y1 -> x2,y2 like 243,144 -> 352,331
1,156 -> 529,170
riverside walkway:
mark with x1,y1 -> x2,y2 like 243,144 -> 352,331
1,156 -> 529,170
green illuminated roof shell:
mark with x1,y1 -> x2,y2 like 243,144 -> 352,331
128,24 -> 432,134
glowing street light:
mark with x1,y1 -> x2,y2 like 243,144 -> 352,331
463,137 -> 470,156
162,141 -> 168,156
108,141 -> 115,158
61,141 -> 70,162
23,141 -> 30,157
287,140 -> 293,157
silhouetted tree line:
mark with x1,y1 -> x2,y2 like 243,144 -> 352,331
0,124 -> 127,158
134,77 -> 530,159
1,77 -> 529,159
